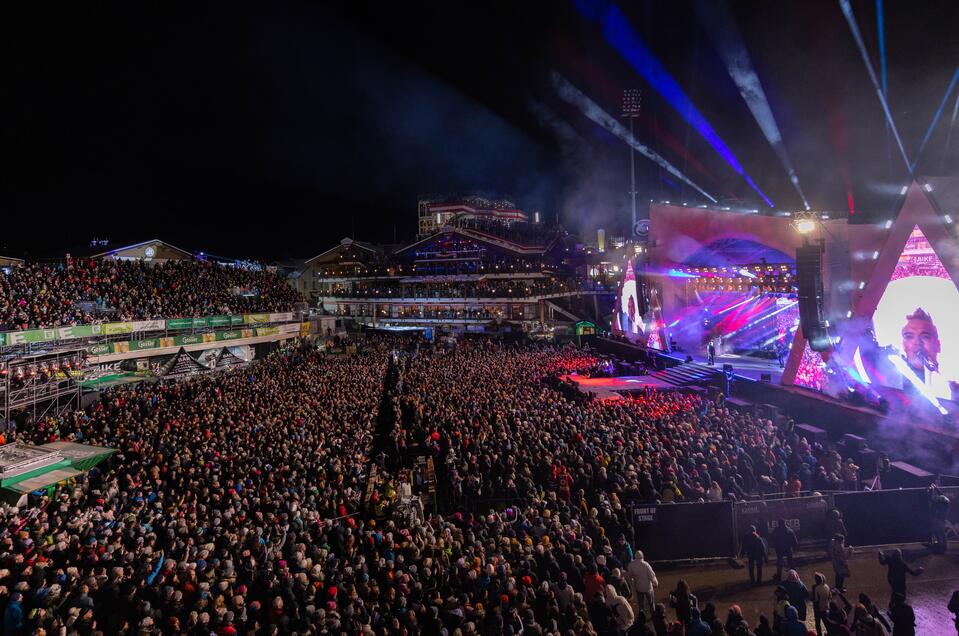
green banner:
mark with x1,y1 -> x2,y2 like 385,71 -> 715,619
209,315 -> 232,327
133,338 -> 159,351
89,343 -> 114,355
176,334 -> 204,346
57,324 -> 101,340
215,330 -> 242,341
166,318 -> 195,330
102,322 -> 134,335
0,333 -> 4,347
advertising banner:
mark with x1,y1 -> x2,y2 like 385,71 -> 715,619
166,318 -> 195,330
89,343 -> 113,356
269,312 -> 294,322
102,322 -> 134,336
4,328 -> 58,345
632,501 -> 736,561
243,313 -> 271,324
56,324 -> 102,340
132,339 -> 159,351
132,320 -> 166,332
255,326 -> 280,337
278,323 -> 301,335
215,330 -> 242,341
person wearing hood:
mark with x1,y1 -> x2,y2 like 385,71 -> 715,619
783,569 -> 809,621
724,604 -> 747,634
627,549 -> 658,618
606,584 -> 635,633
780,605 -> 807,636
812,572 -> 833,636
686,607 -> 710,636
889,592 -> 915,636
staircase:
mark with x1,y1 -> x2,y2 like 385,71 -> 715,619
650,362 -> 720,387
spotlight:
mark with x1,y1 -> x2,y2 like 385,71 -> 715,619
794,219 -> 817,234
884,220 -> 893,229
945,215 -> 954,224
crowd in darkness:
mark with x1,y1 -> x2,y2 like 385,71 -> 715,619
0,339 -> 949,635
0,259 -> 303,331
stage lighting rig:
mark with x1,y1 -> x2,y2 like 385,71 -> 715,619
791,210 -> 820,235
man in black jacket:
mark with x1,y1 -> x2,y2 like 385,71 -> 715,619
771,519 -> 799,581
741,525 -> 768,586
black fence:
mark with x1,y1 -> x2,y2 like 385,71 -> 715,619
633,487 -> 957,562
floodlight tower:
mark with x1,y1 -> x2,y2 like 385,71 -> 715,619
622,89 -> 642,236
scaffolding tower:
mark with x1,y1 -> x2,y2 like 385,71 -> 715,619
1,348 -> 84,430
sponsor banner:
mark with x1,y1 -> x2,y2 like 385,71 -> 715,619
0,333 -> 4,347
231,315 -> 245,325
56,324 -> 102,340
133,339 -> 159,351
5,328 -> 57,345
102,322 -> 134,335
269,312 -> 294,322
166,318 -> 195,330
215,330 -> 242,341
300,322 -> 310,337
132,319 -> 166,332
89,343 -> 113,356
209,315 -> 233,328
278,323 -> 301,335
243,313 -> 271,324
255,326 -> 280,337
113,341 -> 131,353
177,334 -> 204,346
202,333 -> 217,344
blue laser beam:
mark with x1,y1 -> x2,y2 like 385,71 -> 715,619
911,64 -> 959,172
551,72 -> 717,202
876,0 -> 887,98
839,0 -> 911,173
695,0 -> 809,209
575,0 -> 773,207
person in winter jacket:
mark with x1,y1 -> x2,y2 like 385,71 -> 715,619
812,572 -> 833,636
783,569 -> 809,621
686,607 -> 710,636
781,605 -> 807,636
627,550 -> 659,618
771,519 -> 799,580
829,533 -> 852,591
606,584 -> 636,632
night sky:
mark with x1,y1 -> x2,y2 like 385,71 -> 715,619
5,1 -> 959,260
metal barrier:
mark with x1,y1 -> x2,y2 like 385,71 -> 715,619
625,487 -> 955,562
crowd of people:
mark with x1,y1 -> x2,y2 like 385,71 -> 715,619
0,338 -> 952,635
0,259 -> 303,331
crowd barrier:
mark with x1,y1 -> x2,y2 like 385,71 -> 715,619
626,486 -> 958,562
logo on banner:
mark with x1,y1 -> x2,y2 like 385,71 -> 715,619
633,219 -> 650,238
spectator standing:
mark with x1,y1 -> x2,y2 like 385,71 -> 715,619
811,572 -> 833,636
627,550 -> 658,618
878,549 -> 923,608
771,519 -> 799,581
829,533 -> 853,592
742,525 -> 768,586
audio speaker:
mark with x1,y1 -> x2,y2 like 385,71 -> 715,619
796,242 -> 830,351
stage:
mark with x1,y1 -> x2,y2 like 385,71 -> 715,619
661,349 -> 785,383
559,373 -> 677,401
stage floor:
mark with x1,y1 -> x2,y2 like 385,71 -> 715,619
662,350 -> 785,383
560,374 -> 676,401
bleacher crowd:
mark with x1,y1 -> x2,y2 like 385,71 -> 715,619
0,259 -> 302,332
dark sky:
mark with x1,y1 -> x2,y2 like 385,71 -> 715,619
4,1 -> 959,260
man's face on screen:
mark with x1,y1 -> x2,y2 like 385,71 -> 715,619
901,317 -> 941,371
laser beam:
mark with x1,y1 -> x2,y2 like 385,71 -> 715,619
551,72 -> 717,202
839,0 -> 911,173
911,63 -> 959,172
695,0 -> 809,209
575,0 -> 773,207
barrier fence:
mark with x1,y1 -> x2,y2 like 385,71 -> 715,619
628,486 -> 958,562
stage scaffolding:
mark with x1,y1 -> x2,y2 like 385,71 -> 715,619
1,348 -> 84,429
